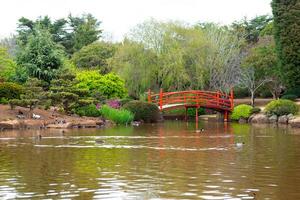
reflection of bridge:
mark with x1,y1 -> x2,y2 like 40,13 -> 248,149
148,89 -> 234,122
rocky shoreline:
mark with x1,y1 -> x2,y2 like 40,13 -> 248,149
0,105 -> 116,130
0,117 -> 115,130
239,113 -> 300,128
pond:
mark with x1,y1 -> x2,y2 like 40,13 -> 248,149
0,121 -> 300,199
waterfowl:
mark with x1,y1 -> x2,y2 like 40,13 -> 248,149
236,142 -> 245,147
95,139 -> 105,144
196,128 -> 205,133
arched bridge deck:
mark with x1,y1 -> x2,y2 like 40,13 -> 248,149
148,89 -> 234,121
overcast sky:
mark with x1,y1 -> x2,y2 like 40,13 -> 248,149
0,0 -> 272,41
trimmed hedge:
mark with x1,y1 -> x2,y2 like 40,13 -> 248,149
123,100 -> 160,123
231,104 -> 253,121
0,82 -> 23,100
265,99 -> 298,116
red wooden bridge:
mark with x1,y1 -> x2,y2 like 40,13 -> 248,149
148,89 -> 234,122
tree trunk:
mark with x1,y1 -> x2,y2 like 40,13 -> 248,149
250,91 -> 255,107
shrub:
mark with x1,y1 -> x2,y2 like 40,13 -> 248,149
0,97 -> 9,104
283,86 -> 300,98
251,107 -> 261,114
106,99 -> 121,109
100,105 -> 133,125
0,82 -> 23,99
281,94 -> 297,101
265,99 -> 299,116
76,71 -> 127,99
231,104 -> 253,121
123,100 -> 160,123
75,104 -> 101,117
119,98 -> 133,106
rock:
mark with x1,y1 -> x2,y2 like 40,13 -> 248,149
47,122 -> 74,129
287,114 -> 295,120
0,120 -> 21,129
278,115 -> 288,124
76,120 -> 97,128
269,115 -> 278,123
239,118 -> 248,123
23,120 -> 45,129
290,117 -> 300,128
249,113 -> 269,124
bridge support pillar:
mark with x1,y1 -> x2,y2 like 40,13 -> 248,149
224,111 -> 229,122
185,107 -> 188,121
195,107 -> 199,122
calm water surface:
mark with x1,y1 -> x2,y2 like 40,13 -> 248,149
0,121 -> 300,199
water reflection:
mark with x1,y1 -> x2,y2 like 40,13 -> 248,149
0,121 -> 299,199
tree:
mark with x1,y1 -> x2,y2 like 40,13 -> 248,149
231,15 -> 273,43
16,14 -> 102,55
110,40 -> 158,98
240,37 -> 277,106
0,35 -> 18,57
17,16 -> 68,47
71,42 -> 115,73
16,27 -> 64,83
200,23 -> 245,93
68,14 -> 102,54
272,0 -> 300,87
239,67 -> 271,106
0,46 -> 16,81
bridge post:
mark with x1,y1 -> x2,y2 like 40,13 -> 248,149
159,88 -> 163,110
185,106 -> 188,121
148,89 -> 151,103
195,106 -> 199,122
224,111 -> 228,122
230,89 -> 234,110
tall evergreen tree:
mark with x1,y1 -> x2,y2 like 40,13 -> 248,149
272,0 -> 300,87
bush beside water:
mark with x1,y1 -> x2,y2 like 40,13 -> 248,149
123,101 -> 160,123
231,104 -> 253,121
100,105 -> 134,125
265,99 -> 298,116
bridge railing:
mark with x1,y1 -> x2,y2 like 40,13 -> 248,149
148,89 -> 234,111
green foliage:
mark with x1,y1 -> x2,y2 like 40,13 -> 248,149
281,94 -> 297,101
0,82 -> 24,99
123,100 -> 160,123
232,15 -> 273,43
283,86 -> 300,98
231,104 -> 253,121
265,99 -> 299,116
76,71 -> 127,99
16,27 -> 64,82
9,99 -> 39,110
75,104 -> 101,117
233,87 -> 249,98
72,42 -> 115,73
163,107 -> 205,116
0,46 -> 17,81
0,97 -> 9,104
16,14 -> 102,55
251,107 -> 261,114
100,105 -> 134,125
272,0 -> 300,87
68,14 -> 102,53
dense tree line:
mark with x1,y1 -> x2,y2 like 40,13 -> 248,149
0,10 -> 299,109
